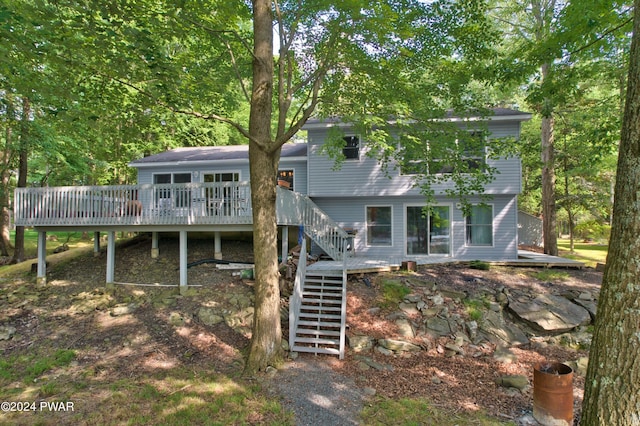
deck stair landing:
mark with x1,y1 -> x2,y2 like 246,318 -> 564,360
291,270 -> 346,357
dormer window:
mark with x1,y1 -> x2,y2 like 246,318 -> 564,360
342,135 -> 360,160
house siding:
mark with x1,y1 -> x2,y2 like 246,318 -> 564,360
307,121 -> 522,197
136,158 -> 308,194
311,194 -> 518,260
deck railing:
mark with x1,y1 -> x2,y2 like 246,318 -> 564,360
14,182 -> 253,227
276,187 -> 350,260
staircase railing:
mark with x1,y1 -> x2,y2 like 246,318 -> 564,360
289,238 -> 307,348
276,187 -> 349,261
338,238 -> 348,358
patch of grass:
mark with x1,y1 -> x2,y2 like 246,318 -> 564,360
464,298 -> 488,322
24,349 -> 76,382
558,239 -> 608,268
533,269 -> 570,282
378,279 -> 411,309
361,397 -> 515,425
469,260 -> 491,270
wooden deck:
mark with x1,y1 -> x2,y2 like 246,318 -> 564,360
307,250 -> 584,274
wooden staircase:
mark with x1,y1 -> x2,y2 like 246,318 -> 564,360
291,271 -> 347,357
289,240 -> 347,359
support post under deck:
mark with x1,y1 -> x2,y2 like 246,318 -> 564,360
151,232 -> 159,258
93,232 -> 100,257
214,231 -> 222,260
36,231 -> 47,287
106,231 -> 115,290
281,226 -> 289,264
179,230 -> 188,295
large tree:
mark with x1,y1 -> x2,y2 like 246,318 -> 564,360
581,0 -> 640,423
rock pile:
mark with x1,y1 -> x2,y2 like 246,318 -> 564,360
345,274 -> 595,382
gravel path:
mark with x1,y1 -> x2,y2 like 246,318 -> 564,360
268,356 -> 366,426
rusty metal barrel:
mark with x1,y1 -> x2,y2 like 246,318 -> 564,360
533,362 -> 574,426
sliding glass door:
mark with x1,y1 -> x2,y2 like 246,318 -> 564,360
405,205 -> 451,256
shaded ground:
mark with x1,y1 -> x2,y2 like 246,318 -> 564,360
0,236 -> 601,424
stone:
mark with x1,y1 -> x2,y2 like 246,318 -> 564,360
169,312 -> 185,326
395,319 -> 415,339
493,346 -> 518,364
480,310 -> 529,346
425,317 -> 451,336
198,307 -> 224,326
466,320 -> 478,340
421,307 -> 441,318
404,294 -> 422,303
0,325 -> 16,341
573,298 -> 598,321
375,346 -> 394,356
363,387 -> 377,397
495,375 -> 529,390
430,294 -> 444,305
367,307 -> 381,316
348,335 -> 374,352
398,303 -> 420,316
509,294 -> 591,332
405,278 -> 437,291
111,303 -> 138,316
439,288 -> 467,301
444,343 -> 464,355
378,338 -> 421,352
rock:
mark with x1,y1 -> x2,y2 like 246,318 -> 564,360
395,319 -> 415,339
495,375 -> 529,390
509,294 -> 592,332
444,343 -> 464,355
363,387 -> 377,397
480,310 -> 529,347
439,288 -> 467,301
0,325 -> 16,341
281,339 -> 290,351
430,294 -> 445,305
375,346 -> 394,356
398,303 -> 420,316
493,345 -> 518,364
356,355 -> 394,371
421,307 -> 442,318
425,317 -> 452,336
405,278 -> 437,291
466,320 -> 478,340
111,303 -> 138,316
378,338 -> 422,353
404,294 -> 422,303
198,307 -> 224,326
573,298 -> 598,321
169,312 -> 185,326
431,375 -> 442,384
367,307 -> 381,316
348,335 -> 374,352
578,291 -> 593,301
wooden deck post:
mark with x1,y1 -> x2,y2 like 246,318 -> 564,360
151,232 -> 159,258
106,231 -> 115,290
214,231 -> 222,260
281,226 -> 289,264
93,232 -> 100,257
36,231 -> 47,287
179,230 -> 188,295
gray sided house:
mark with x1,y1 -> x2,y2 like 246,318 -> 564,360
129,108 -> 532,261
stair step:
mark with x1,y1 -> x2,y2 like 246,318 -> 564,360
303,283 -> 343,290
305,276 -> 343,282
301,292 -> 342,299
291,346 -> 341,356
293,337 -> 340,345
297,320 -> 342,328
300,304 -> 342,311
298,312 -> 341,320
295,328 -> 341,337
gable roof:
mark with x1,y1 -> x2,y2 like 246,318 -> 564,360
129,143 -> 307,168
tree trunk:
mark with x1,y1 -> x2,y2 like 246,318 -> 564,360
12,97 -> 30,264
581,1 -> 640,423
541,107 -> 557,255
244,0 -> 283,374
0,125 -> 14,256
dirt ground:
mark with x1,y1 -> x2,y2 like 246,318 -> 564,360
0,235 -> 601,423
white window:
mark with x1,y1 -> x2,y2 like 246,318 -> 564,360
366,206 -> 392,246
153,173 -> 192,207
466,205 -> 493,246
